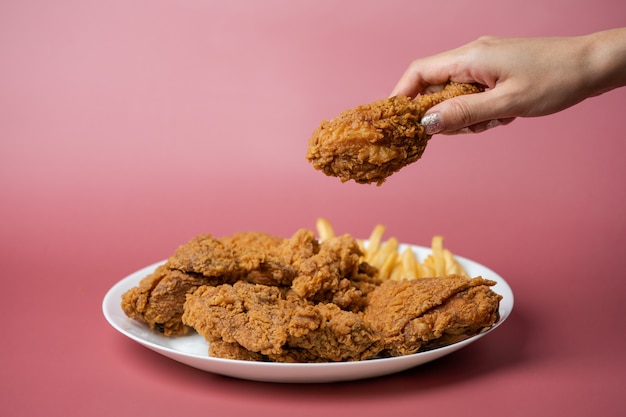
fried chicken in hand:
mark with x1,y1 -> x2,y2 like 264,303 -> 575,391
306,82 -> 483,185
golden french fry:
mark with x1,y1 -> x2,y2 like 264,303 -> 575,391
421,257 -> 433,277
389,261 -> 404,281
316,218 -> 335,241
443,249 -> 456,274
364,224 -> 386,263
316,218 -> 467,281
400,247 -> 420,280
443,248 -> 467,275
371,237 -> 398,268
430,235 -> 445,276
378,250 -> 398,280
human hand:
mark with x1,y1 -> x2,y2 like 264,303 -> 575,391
390,28 -> 626,135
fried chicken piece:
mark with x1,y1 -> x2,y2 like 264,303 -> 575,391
183,282 -> 382,362
208,341 -> 334,363
122,229 -> 380,336
208,341 -> 266,362
121,232 -> 292,336
278,301 -> 381,362
120,264 -> 217,335
306,82 -> 483,185
290,233 -> 380,311
167,232 -> 298,286
364,275 -> 501,356
274,228 -> 320,269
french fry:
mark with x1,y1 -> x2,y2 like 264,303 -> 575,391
373,238 -> 398,268
376,238 -> 399,278
315,219 -> 467,281
400,246 -> 420,280
316,218 -> 335,241
421,261 -> 435,278
389,261 -> 405,281
443,249 -> 459,275
364,224 -> 386,263
430,235 -> 445,276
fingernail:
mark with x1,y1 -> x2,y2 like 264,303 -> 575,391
421,113 -> 444,135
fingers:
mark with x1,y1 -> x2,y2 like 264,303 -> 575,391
442,118 -> 516,135
389,53 -> 462,98
420,89 -> 515,134
422,111 -> 515,135
389,71 -> 428,98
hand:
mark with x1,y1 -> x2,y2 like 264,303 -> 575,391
390,28 -> 626,135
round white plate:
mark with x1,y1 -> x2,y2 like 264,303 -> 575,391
102,244 -> 513,383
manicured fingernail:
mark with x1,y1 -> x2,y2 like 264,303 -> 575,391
421,113 -> 444,135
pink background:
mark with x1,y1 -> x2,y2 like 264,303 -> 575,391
1,1 -> 625,416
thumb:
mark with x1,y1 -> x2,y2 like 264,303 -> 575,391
421,90 -> 507,135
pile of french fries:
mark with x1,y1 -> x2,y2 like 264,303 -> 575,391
315,218 -> 467,281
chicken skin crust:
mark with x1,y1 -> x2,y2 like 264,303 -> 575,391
121,230 -> 503,362
364,275 -> 502,356
183,282 -> 382,362
306,82 -> 482,185
120,229 -> 378,336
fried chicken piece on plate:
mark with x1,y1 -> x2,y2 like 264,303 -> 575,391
208,340 -> 334,363
167,232 -> 298,286
121,264 -> 218,335
182,281 -> 382,362
290,233 -> 380,311
306,82 -> 483,185
277,301 -> 382,362
121,229 -> 379,335
121,231 -> 292,335
208,341 -> 266,361
364,275 -> 501,356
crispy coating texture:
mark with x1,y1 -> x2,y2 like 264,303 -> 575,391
120,264 -> 216,335
121,229 -> 377,336
183,282 -> 382,362
306,82 -> 483,185
290,233 -> 380,311
121,230 -> 503,362
364,275 -> 502,356
167,232 -> 297,286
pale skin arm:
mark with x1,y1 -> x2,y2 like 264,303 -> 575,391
390,28 -> 626,135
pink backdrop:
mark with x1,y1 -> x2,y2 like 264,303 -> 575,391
1,1 -> 625,416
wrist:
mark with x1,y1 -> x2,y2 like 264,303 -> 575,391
582,28 -> 626,96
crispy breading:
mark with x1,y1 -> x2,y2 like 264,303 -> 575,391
121,228 -> 503,362
208,341 -> 266,361
290,233 -> 380,311
364,275 -> 501,356
306,82 -> 483,185
183,282 -> 382,362
120,264 -> 217,335
167,232 -> 295,285
121,229 -> 379,337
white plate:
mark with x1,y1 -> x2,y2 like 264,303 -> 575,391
102,244 -> 513,383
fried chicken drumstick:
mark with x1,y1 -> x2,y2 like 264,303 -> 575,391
306,82 -> 483,185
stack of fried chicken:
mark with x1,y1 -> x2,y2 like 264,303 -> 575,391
121,229 -> 501,362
